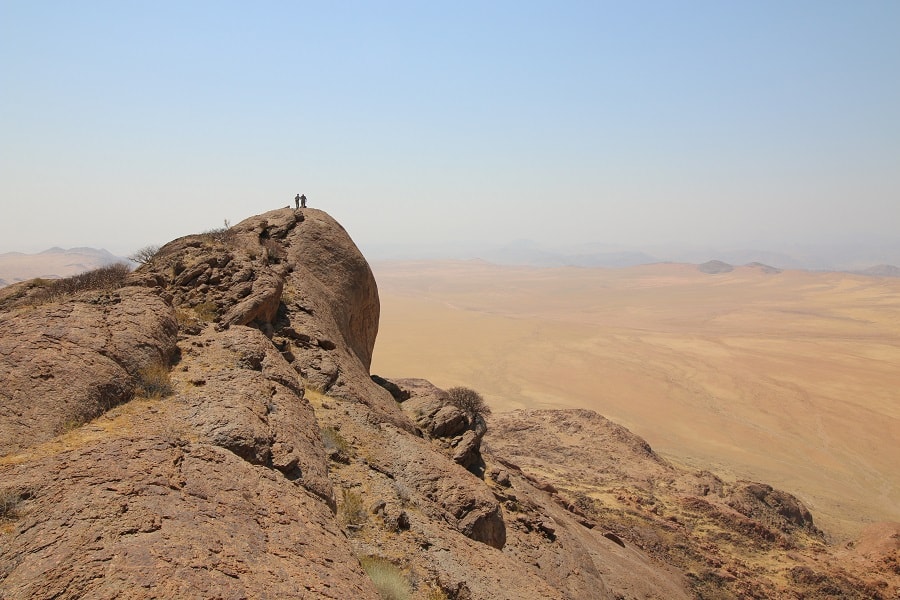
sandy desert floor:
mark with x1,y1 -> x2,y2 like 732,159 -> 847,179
0,250 -> 118,286
370,260 -> 900,542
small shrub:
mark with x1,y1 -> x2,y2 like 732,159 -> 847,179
27,263 -> 130,305
359,556 -> 412,600
281,285 -> 296,306
136,361 -> 174,399
128,245 -> 160,265
58,417 -> 86,434
394,481 -> 413,507
321,427 -> 351,461
201,219 -> 235,245
193,301 -> 218,322
446,386 -> 491,420
175,308 -> 204,334
340,488 -> 367,528
422,584 -> 449,600
0,491 -> 24,522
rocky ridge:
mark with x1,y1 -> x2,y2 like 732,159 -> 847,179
1,208 -> 897,599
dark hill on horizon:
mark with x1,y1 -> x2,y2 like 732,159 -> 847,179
1,208 -> 896,598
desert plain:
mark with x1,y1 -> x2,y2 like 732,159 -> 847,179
370,260 -> 900,542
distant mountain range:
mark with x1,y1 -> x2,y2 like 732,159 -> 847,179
3,242 -> 899,289
365,239 -> 900,275
0,247 -> 128,288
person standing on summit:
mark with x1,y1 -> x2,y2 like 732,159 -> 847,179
300,194 -> 307,208
294,193 -> 301,209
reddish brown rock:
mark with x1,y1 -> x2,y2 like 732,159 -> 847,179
0,434 -> 377,600
371,422 -> 506,549
488,408 -> 895,599
428,405 -> 469,438
179,326 -> 334,509
0,287 -> 177,455
218,269 -> 285,329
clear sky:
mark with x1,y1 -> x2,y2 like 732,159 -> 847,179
2,1 -> 898,257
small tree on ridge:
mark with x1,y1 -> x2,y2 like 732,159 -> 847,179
129,245 -> 159,265
447,386 -> 491,421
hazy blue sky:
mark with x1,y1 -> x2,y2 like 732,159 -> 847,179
2,1 -> 898,256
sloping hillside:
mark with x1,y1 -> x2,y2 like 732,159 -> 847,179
1,209 -> 896,599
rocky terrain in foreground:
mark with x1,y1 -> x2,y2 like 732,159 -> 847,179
1,208 -> 897,599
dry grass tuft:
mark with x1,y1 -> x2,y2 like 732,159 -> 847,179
321,427 -> 351,461
0,490 -> 24,522
422,584 -> 449,600
200,220 -> 235,245
359,556 -> 412,600
136,361 -> 174,399
340,488 -> 367,528
193,301 -> 218,322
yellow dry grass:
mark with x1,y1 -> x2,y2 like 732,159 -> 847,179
370,260 -> 900,541
0,397 -> 173,467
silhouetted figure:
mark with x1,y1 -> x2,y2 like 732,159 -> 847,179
294,193 -> 300,209
300,194 -> 307,208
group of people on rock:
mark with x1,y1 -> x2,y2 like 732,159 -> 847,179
294,193 -> 307,209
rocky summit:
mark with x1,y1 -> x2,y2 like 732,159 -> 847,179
0,208 -> 897,599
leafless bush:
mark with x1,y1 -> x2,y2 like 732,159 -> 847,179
0,490 -> 29,522
28,263 -> 130,305
128,245 -> 159,265
201,219 -> 235,245
446,386 -> 491,419
193,301 -> 218,322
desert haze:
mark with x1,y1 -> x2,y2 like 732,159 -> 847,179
0,248 -> 125,288
371,260 -> 900,541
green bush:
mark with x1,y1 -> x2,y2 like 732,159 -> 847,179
359,556 -> 412,600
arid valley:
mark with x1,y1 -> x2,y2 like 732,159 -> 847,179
371,260 -> 900,542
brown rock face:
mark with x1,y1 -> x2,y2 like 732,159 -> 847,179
489,409 -> 897,599
0,287 -> 177,455
394,377 -> 488,471
372,423 -> 506,549
272,209 -> 380,370
180,326 -> 335,509
0,433 -> 376,599
226,209 -> 412,432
